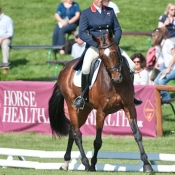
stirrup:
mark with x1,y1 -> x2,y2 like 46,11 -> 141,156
134,93 -> 142,106
73,96 -> 85,110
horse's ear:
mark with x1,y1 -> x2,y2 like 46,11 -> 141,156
92,35 -> 100,45
108,30 -> 113,40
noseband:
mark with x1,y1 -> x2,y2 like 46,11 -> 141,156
98,41 -> 123,73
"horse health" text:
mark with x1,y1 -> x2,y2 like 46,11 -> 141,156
2,90 -> 49,123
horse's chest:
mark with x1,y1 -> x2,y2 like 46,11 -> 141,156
105,95 -> 122,113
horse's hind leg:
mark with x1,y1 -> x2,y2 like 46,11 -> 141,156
67,104 -> 92,171
73,129 -> 90,171
60,126 -> 74,170
124,105 -> 153,172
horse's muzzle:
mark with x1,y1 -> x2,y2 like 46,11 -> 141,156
111,74 -> 123,83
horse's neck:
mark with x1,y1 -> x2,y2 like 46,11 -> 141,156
98,62 -> 132,88
99,63 -> 111,84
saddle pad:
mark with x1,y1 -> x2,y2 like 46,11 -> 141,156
73,59 -> 101,89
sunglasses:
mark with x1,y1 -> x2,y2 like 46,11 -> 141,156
75,35 -> 79,38
133,61 -> 140,64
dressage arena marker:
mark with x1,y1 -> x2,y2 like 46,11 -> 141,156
0,148 -> 174,172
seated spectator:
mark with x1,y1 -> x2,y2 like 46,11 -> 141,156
103,0 -> 120,18
52,0 -> 80,55
71,31 -> 86,59
146,27 -> 169,85
131,53 -> 149,85
158,3 -> 175,44
64,38 -> 75,55
152,28 -> 175,100
0,6 -> 14,74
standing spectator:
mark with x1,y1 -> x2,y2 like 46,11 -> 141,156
52,0 -> 80,55
0,6 -> 14,74
71,31 -> 86,59
152,28 -> 175,100
103,0 -> 120,18
131,53 -> 149,85
158,3 -> 175,44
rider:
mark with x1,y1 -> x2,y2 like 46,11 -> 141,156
73,0 -> 142,109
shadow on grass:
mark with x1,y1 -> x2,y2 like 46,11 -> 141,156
163,117 -> 175,122
10,58 -> 29,67
170,91 -> 175,98
20,77 -> 55,81
163,130 -> 175,136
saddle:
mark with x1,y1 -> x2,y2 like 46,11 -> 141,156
73,58 -> 101,89
73,58 -> 101,102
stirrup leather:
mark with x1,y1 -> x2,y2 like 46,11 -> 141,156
73,96 -> 85,110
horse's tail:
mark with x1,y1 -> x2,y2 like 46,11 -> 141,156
49,83 -> 70,137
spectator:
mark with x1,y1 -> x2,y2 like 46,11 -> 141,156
0,6 -> 14,74
152,28 -> 175,100
71,31 -> 86,59
158,3 -> 175,44
131,53 -> 149,85
52,0 -> 80,55
103,0 -> 120,18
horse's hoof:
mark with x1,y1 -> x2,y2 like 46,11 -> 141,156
59,166 -> 68,171
89,168 -> 96,172
85,165 -> 91,172
59,166 -> 64,170
143,164 -> 153,172
88,165 -> 96,172
85,168 -> 89,172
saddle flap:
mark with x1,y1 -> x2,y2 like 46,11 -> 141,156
73,58 -> 101,89
89,58 -> 101,85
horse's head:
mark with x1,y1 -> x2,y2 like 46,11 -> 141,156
92,31 -> 123,83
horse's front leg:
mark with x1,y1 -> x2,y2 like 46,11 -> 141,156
124,105 -> 153,172
60,126 -> 74,170
130,119 -> 153,172
89,110 -> 104,171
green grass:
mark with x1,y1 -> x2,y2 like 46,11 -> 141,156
0,0 -> 175,174
0,133 -> 174,175
0,0 -> 174,81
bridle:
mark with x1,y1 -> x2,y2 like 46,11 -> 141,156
98,41 -> 123,73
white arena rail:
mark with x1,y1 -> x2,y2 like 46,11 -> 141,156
0,148 -> 174,172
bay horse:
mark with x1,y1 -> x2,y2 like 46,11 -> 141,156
49,31 -> 153,172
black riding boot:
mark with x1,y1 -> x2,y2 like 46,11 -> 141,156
131,71 -> 143,106
134,97 -> 142,106
73,73 -> 89,110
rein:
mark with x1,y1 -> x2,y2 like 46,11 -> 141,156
98,41 -> 114,49
98,41 -> 123,73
